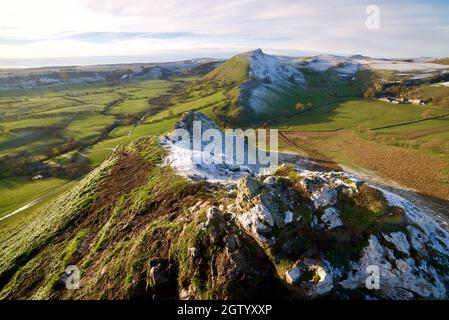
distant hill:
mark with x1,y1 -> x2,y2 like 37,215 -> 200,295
431,57 -> 449,65
0,59 -> 223,91
202,50 -> 449,126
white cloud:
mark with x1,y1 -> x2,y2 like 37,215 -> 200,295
0,0 -> 448,63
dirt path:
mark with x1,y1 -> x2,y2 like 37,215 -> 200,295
0,179 -> 78,222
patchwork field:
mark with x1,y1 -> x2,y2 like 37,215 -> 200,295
280,130 -> 449,200
1,68 -> 448,223
275,96 -> 449,203
0,77 -> 231,218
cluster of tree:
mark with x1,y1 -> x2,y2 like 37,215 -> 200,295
0,156 -> 36,178
42,138 -> 80,159
51,152 -> 90,179
102,97 -> 125,114
0,151 -> 90,180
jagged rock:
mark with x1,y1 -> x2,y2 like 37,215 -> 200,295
205,206 -> 227,243
284,211 -> 293,225
302,176 -> 326,194
407,225 -> 429,256
382,231 -> 410,255
251,203 -> 274,227
285,264 -> 302,285
310,187 -> 338,209
237,176 -> 262,198
173,111 -> 221,141
164,112 -> 261,182
263,176 -> 276,185
235,162 -> 449,299
223,234 -> 240,252
320,207 -> 343,230
258,192 -> 285,227
238,209 -> 274,246
160,114 -> 449,300
149,264 -> 170,288
285,259 -> 334,297
340,235 -> 447,299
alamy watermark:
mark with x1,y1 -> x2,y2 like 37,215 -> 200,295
366,5 -> 380,30
366,265 -> 380,290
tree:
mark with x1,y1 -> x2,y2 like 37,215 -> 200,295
295,102 -> 305,111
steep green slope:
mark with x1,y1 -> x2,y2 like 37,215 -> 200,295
0,136 -> 285,300
202,51 -> 368,127
203,55 -> 249,84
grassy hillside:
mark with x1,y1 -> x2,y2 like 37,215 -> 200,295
203,55 -> 249,83
1,56 -> 448,236
0,76 -> 231,218
0,177 -> 68,218
0,136 -> 284,299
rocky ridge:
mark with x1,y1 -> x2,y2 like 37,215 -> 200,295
164,112 -> 449,299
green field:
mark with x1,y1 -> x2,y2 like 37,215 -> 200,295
0,77 -> 230,218
1,68 -> 448,225
0,177 -> 68,218
111,99 -> 150,115
0,80 -> 181,164
277,99 -> 448,131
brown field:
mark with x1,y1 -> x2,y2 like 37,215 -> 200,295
279,130 -> 449,201
432,57 -> 449,65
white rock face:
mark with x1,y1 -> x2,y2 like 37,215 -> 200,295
237,209 -> 273,246
251,203 -> 274,227
340,235 -> 447,299
161,113 -> 449,299
298,54 -> 360,76
238,49 -> 305,115
246,49 -> 305,84
300,170 -> 357,210
310,188 -> 338,209
161,112 -> 260,183
380,188 -> 449,257
284,211 -> 293,225
285,259 -> 334,297
321,207 -> 343,230
382,232 -> 410,255
336,187 -> 449,299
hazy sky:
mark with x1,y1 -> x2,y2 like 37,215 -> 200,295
0,0 -> 448,67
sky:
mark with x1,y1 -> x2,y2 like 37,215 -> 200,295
0,0 -> 448,67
